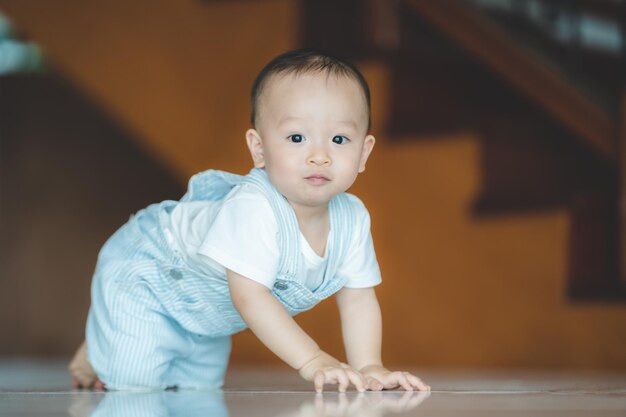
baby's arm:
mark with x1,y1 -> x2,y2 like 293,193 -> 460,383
336,287 -> 430,391
227,269 -> 366,393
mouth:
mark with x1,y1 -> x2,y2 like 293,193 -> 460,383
305,174 -> 331,185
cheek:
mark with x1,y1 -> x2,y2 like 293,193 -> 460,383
270,146 -> 304,169
268,152 -> 297,172
264,152 -> 300,185
332,154 -> 361,182
339,149 -> 365,169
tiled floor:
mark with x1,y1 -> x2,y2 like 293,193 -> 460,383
1,360 -> 625,416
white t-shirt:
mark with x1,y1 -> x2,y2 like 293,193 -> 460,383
165,183 -> 381,291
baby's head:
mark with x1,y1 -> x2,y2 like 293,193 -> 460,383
246,49 -> 376,211
250,49 -> 371,131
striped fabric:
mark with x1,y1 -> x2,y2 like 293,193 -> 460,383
86,168 -> 355,390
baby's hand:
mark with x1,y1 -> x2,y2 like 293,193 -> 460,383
298,351 -> 367,393
360,365 -> 430,392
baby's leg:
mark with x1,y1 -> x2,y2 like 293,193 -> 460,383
166,334 -> 231,390
87,271 -> 190,390
68,339 -> 105,390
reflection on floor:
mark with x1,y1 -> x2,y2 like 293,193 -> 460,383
0,360 -> 625,417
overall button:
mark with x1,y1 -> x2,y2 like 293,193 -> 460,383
169,269 -> 183,280
274,282 -> 289,290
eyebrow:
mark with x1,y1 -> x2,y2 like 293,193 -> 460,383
277,116 -> 359,129
336,120 -> 358,129
277,116 -> 304,125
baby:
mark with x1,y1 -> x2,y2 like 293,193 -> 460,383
69,49 -> 430,393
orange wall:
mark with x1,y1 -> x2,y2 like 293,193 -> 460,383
233,64 -> 626,370
0,0 -> 297,179
2,0 -> 626,369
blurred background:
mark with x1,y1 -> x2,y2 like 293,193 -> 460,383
0,0 -> 625,371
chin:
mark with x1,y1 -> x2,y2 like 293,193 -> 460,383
296,195 -> 333,208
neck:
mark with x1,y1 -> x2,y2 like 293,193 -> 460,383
291,201 -> 330,257
290,202 -> 329,225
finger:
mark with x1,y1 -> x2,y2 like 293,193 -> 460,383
334,369 -> 349,393
346,369 -> 366,392
392,372 -> 413,391
367,376 -> 384,391
314,370 -> 326,393
323,369 -> 348,392
405,373 -> 430,391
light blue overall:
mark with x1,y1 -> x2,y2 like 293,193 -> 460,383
86,168 -> 356,390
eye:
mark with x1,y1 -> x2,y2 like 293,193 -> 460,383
332,135 -> 350,145
288,134 -> 305,143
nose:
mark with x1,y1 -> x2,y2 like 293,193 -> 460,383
307,143 -> 331,166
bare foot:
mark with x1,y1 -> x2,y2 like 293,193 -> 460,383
68,340 -> 105,390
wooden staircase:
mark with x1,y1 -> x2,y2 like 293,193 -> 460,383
301,0 -> 625,299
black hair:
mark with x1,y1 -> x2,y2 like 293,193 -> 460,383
250,48 -> 371,130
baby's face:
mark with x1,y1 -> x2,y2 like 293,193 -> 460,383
246,72 -> 375,212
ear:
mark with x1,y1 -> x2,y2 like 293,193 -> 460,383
358,134 -> 375,173
245,128 -> 265,168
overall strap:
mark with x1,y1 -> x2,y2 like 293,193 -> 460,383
180,169 -> 245,202
244,168 -> 356,289
317,193 -> 355,295
182,168 -> 356,287
242,169 -> 301,280
178,168 -> 301,279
